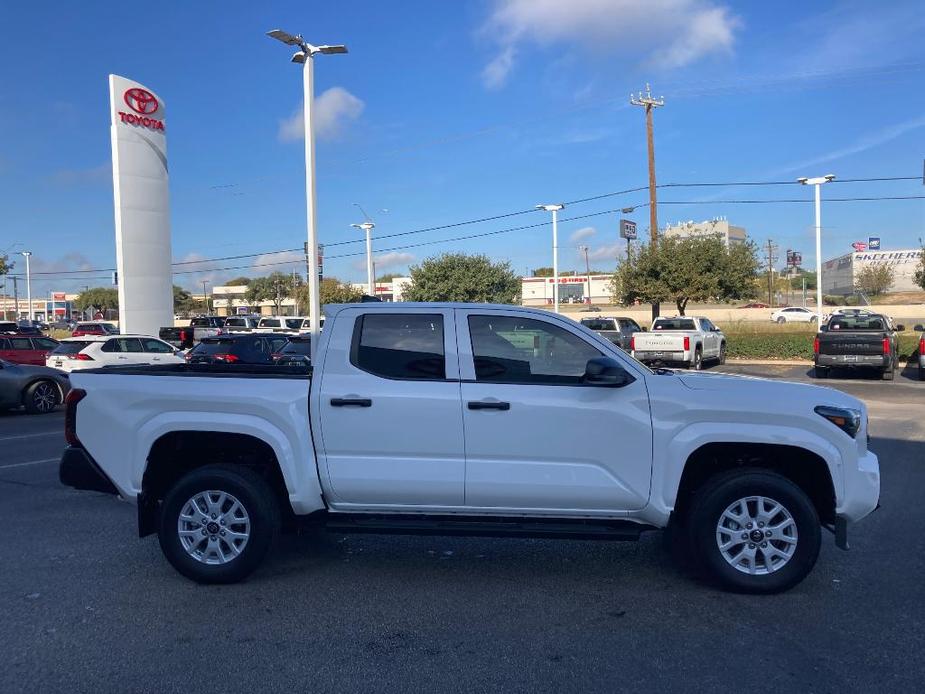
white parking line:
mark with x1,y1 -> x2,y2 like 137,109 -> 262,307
0,458 -> 59,470
0,432 -> 60,442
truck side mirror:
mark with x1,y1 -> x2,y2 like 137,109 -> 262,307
914,324 -> 924,332
819,325 -> 828,332
584,357 -> 635,387
895,324 -> 905,332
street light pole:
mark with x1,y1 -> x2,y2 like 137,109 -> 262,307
201,280 -> 210,314
351,222 -> 376,295
798,174 -> 835,326
537,204 -> 565,313
579,245 -> 592,304
267,29 -> 347,362
21,251 -> 32,323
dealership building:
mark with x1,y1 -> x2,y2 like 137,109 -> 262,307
822,249 -> 923,295
663,217 -> 747,247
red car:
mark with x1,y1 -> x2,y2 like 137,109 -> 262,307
738,302 -> 770,309
0,335 -> 60,366
71,322 -> 119,337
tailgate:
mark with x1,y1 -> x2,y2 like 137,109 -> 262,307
818,333 -> 885,355
634,333 -> 686,351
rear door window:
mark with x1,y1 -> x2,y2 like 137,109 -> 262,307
9,337 -> 33,350
33,338 -> 59,350
142,338 -> 174,353
351,314 -> 445,380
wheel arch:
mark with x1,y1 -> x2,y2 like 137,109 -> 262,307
20,377 -> 63,407
673,441 -> 836,526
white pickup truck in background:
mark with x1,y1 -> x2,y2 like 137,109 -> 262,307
631,316 -> 726,370
59,303 -> 879,594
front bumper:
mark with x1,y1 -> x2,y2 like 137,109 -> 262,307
816,354 -> 888,369
59,446 -> 119,495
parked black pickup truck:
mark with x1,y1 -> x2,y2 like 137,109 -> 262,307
578,316 -> 643,350
159,316 -> 225,350
814,312 -> 903,380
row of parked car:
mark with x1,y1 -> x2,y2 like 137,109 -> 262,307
580,308 -> 925,380
0,318 -> 317,415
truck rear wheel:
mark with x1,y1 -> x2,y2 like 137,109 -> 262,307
158,465 -> 280,584
690,348 -> 703,371
882,363 -> 895,381
686,470 -> 820,594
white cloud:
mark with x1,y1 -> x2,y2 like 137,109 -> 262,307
353,251 -> 415,273
569,226 -> 597,243
251,250 -> 305,276
278,87 -> 365,142
772,113 -> 925,176
480,0 -> 740,88
587,243 -> 624,263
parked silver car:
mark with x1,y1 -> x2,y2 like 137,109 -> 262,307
0,359 -> 71,414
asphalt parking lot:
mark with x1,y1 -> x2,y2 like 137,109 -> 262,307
1,365 -> 922,693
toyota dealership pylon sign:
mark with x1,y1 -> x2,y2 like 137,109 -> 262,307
109,74 -> 172,337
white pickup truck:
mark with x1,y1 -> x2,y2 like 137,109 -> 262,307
631,315 -> 725,370
59,303 -> 880,593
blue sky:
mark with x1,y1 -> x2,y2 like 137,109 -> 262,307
1,0 -> 924,296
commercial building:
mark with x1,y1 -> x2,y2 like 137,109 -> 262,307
0,293 -> 78,322
521,275 -> 615,306
822,249 -> 923,296
663,217 -> 747,247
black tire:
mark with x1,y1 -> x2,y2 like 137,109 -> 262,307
882,364 -> 894,381
692,348 -> 703,371
920,364 -> 924,382
158,465 -> 280,584
814,366 -> 828,379
686,470 -> 821,594
24,380 -> 60,414
717,343 -> 727,365
776,317 -> 786,324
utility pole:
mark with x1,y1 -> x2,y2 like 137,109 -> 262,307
765,239 -> 779,307
579,245 -> 592,304
630,84 -> 664,321
201,280 -> 209,315
12,276 -> 19,318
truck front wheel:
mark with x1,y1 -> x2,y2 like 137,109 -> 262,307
687,470 -> 821,594
158,465 -> 280,584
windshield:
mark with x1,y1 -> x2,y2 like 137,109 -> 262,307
259,319 -> 281,328
828,316 -> 887,331
652,318 -> 695,331
580,319 -> 617,330
51,341 -> 91,355
285,319 -> 303,330
281,340 -> 311,355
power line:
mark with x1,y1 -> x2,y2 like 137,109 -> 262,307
9,182 -> 924,278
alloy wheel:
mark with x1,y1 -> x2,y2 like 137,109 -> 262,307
177,490 -> 251,565
715,495 -> 798,575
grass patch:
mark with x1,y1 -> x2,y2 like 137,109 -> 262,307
724,329 -> 921,362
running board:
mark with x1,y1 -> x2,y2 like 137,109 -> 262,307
323,514 -> 654,541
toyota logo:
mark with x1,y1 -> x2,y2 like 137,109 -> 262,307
124,88 -> 159,115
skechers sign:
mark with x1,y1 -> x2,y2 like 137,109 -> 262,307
117,87 -> 164,130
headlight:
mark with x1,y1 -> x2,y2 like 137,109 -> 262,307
814,405 -> 862,438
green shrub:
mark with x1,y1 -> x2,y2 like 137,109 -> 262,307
723,330 -> 921,361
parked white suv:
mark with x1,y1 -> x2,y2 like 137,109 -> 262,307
771,307 -> 818,324
47,335 -> 184,372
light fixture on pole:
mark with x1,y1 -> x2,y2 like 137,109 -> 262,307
350,222 -> 376,296
267,28 -> 348,362
20,251 -> 32,323
536,204 -> 565,313
797,174 -> 835,326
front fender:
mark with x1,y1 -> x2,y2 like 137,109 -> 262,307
644,421 -> 843,523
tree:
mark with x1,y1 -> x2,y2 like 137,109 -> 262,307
403,253 -> 521,304
295,277 -> 363,308
533,267 -> 554,277
375,273 -> 402,283
75,287 -> 119,312
854,263 -> 894,296
914,248 -> 925,291
245,272 -> 299,314
173,285 -> 196,315
611,236 -> 760,315
0,254 -> 12,276
225,277 -> 251,286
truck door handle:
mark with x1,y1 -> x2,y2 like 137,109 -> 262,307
330,397 -> 372,407
467,400 -> 510,411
